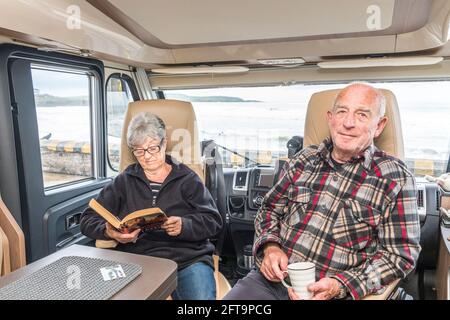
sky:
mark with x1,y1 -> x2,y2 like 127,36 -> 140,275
31,68 -> 90,97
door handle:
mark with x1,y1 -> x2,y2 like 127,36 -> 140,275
65,212 -> 82,230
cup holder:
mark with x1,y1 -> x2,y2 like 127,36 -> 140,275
229,196 -> 245,212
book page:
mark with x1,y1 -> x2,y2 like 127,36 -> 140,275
122,207 -> 166,223
88,199 -> 121,229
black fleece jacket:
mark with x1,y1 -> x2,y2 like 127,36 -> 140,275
80,156 -> 223,269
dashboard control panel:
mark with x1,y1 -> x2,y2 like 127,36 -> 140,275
230,166 -> 275,222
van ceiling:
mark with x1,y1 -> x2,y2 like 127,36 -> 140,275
0,0 -> 449,67
89,0 -> 429,48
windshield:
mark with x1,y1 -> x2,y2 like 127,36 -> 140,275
163,81 -> 450,176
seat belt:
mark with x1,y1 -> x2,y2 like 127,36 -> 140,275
202,140 -> 226,256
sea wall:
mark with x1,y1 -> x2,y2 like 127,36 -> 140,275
40,140 -> 119,175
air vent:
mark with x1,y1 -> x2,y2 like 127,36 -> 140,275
233,170 -> 249,191
235,172 -> 247,187
436,190 -> 441,211
417,189 -> 424,208
416,184 -> 426,222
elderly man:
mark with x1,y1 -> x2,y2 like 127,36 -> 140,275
224,83 -> 421,300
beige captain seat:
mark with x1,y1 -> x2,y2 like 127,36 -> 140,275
120,99 -> 230,300
304,88 -> 404,160
304,88 -> 404,299
119,99 -> 204,178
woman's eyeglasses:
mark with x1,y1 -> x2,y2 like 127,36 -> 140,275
132,139 -> 164,157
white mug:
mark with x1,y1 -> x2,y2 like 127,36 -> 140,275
281,262 -> 316,299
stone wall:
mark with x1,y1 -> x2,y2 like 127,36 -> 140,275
40,140 -> 119,176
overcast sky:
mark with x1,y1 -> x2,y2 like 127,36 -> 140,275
31,68 -> 89,97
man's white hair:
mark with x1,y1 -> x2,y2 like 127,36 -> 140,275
333,81 -> 386,118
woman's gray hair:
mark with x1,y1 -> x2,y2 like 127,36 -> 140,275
127,112 -> 166,147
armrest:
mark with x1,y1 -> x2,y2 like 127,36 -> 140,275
213,254 -> 231,300
437,226 -> 450,299
0,199 -> 26,271
362,279 -> 400,300
0,226 -> 11,276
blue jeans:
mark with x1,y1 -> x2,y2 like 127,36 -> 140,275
172,262 -> 216,300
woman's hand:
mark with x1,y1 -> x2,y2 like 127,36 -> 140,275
161,216 -> 182,236
104,222 -> 140,244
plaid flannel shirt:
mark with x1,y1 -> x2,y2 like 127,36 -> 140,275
253,137 -> 421,300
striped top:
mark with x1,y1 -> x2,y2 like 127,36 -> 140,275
149,181 -> 162,206
253,137 -> 421,300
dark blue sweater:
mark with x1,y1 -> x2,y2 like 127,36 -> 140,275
80,156 -> 223,269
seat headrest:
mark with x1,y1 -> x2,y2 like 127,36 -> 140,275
303,88 -> 404,160
120,99 -> 204,179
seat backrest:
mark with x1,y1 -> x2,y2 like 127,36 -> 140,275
120,99 -> 204,178
303,88 -> 404,159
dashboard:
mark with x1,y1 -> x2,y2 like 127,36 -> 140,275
226,168 -> 441,225
227,166 -> 275,223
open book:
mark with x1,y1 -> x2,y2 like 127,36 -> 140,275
88,199 -> 168,233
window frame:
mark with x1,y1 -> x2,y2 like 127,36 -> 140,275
105,72 -> 140,172
30,63 -> 101,191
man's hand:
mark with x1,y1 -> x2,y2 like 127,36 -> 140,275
260,243 -> 288,282
104,222 -> 140,244
161,216 -> 182,236
306,278 -> 341,300
287,288 -> 301,300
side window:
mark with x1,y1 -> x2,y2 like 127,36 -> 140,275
31,67 -> 94,189
106,74 -> 138,172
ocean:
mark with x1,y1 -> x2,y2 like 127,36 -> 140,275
35,101 -> 450,172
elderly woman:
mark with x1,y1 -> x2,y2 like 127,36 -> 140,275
80,112 -> 223,300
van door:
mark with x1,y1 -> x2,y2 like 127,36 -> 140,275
2,45 -> 112,262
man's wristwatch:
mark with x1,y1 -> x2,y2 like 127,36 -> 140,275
336,282 -> 348,299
